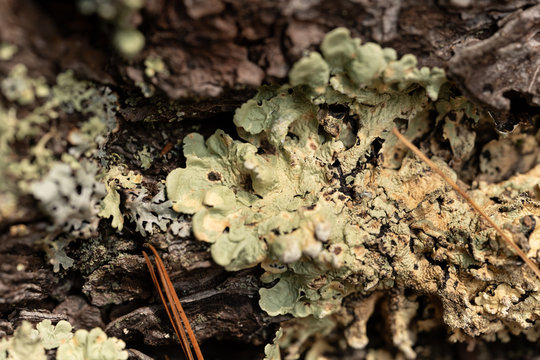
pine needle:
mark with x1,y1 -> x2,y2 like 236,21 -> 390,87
143,244 -> 205,360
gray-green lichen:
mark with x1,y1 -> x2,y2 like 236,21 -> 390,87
166,28 -> 540,358
31,161 -> 106,237
0,69 -> 118,271
0,320 -> 127,360
99,165 -> 189,236
1,64 -> 49,105
35,320 -> 73,350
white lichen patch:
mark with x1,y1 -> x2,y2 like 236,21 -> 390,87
31,161 -> 106,237
166,28 -> 540,357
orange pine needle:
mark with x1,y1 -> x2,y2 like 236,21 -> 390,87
143,244 -> 205,360
392,127 -> 540,280
160,142 -> 174,156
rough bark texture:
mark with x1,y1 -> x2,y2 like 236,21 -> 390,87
0,1 -> 539,359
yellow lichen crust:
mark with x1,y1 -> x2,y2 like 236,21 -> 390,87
166,28 -> 540,357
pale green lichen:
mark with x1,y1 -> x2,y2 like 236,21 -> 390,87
1,64 -> 49,105
99,166 -> 142,231
0,42 -> 18,61
99,185 -> 124,231
263,328 -> 283,360
167,26 -> 447,292
56,328 -> 128,360
144,56 -> 168,78
77,0 -> 145,57
113,29 -> 145,58
0,321 -> 46,360
264,316 -> 337,360
167,27 -> 540,358
35,320 -> 73,350
0,321 -> 127,360
135,145 -> 153,170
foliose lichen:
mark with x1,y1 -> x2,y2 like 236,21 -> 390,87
31,161 -> 106,237
166,27 -> 540,357
0,321 -> 45,360
0,320 -> 127,360
35,320 -> 73,350
99,165 -> 188,236
99,166 -> 143,232
167,25 -> 447,303
124,185 -> 180,236
56,327 -> 128,360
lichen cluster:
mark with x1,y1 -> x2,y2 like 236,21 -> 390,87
0,320 -> 127,360
0,63 -> 189,273
166,28 -> 540,358
0,56 -> 192,356
1,23 -> 539,359
0,69 -> 121,272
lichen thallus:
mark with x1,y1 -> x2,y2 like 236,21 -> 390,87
142,128 -> 540,359
392,127 -> 540,279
